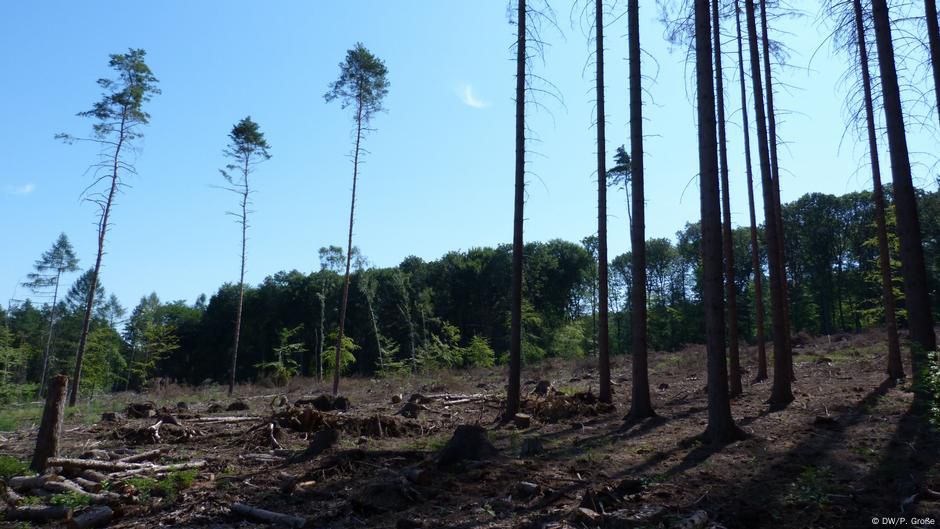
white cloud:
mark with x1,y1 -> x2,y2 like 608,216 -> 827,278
5,183 -> 35,195
459,83 -> 489,109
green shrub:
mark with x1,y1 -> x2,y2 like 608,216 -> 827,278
0,455 -> 28,478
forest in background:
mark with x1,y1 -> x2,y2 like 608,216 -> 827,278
2,185 -> 938,401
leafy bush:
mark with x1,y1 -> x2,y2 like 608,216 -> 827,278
463,336 -> 495,368
0,455 -> 28,478
322,331 -> 359,375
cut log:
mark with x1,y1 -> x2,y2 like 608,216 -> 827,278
46,458 -> 148,472
5,504 -> 72,522
43,479 -> 121,505
8,474 -> 63,490
68,506 -> 113,529
107,460 -> 206,479
72,477 -> 103,493
0,481 -> 23,506
117,448 -> 163,463
513,413 -> 532,429
231,502 -> 306,528
30,375 -> 68,473
78,470 -> 108,483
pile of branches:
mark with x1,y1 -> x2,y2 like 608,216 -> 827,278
0,448 -> 205,528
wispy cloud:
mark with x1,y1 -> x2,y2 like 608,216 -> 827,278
459,83 -> 489,109
5,183 -> 35,196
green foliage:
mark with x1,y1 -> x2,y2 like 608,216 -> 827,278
0,455 -> 28,479
324,43 -> 390,121
82,326 -> 126,395
918,351 -> 940,429
123,469 -> 197,501
76,49 -> 160,137
784,466 -> 833,507
323,331 -> 358,375
255,324 -> 305,385
22,233 -> 80,292
551,322 -> 586,359
50,491 -> 92,509
464,336 -> 496,368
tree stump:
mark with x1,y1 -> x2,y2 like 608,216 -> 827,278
31,375 -> 68,473
437,425 -> 497,466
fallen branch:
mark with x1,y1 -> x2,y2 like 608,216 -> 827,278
108,460 -> 206,479
46,458 -> 147,472
231,502 -> 306,528
117,448 -> 163,463
8,474 -> 64,491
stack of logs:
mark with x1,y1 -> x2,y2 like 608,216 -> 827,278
1,449 -> 206,528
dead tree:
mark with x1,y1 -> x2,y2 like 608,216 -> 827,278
31,375 -> 68,472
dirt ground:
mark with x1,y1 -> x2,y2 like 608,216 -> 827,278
1,330 -> 938,528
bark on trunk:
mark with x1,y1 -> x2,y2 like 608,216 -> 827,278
31,374 -> 68,473
626,0 -> 655,421
507,0 -> 526,418
758,0 -> 794,383
70,111 -> 127,406
734,0 -> 767,382
744,0 -> 793,408
696,0 -> 744,444
871,0 -> 938,372
333,96 -> 364,396
925,0 -> 940,129
713,0 -> 743,397
595,0 -> 611,404
852,0 -> 903,378
229,157 -> 250,396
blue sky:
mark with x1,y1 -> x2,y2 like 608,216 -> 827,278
1,1 -> 937,315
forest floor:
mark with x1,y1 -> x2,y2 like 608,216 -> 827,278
1,330 -> 938,529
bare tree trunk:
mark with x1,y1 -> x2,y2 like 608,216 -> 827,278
595,0 -> 611,403
70,111 -> 127,407
758,0 -> 794,383
696,0 -> 743,444
31,375 -> 67,472
713,0 -> 742,397
333,97 -> 365,396
507,0 -> 526,418
38,271 -> 61,398
317,289 -> 325,382
926,0 -> 940,128
626,0 -> 655,421
229,157 -> 250,396
871,0 -> 938,374
744,0 -> 792,408
734,0 -> 767,383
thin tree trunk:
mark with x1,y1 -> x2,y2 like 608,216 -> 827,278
38,271 -> 61,398
595,0 -> 611,404
367,294 -> 383,372
696,0 -> 743,444
926,0 -> 940,128
228,157 -> 250,396
735,0 -> 767,382
871,0 -> 938,374
854,15 -> 902,374
507,0 -> 526,418
713,0 -> 742,397
333,96 -> 364,396
744,0 -> 792,408
758,0 -> 794,383
70,111 -> 127,407
626,0 -> 654,421
318,289 -> 325,382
